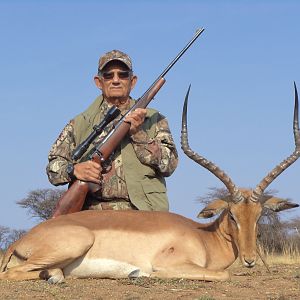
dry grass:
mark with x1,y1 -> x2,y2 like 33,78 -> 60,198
257,239 -> 300,265
264,250 -> 300,265
266,254 -> 300,264
1,264 -> 299,300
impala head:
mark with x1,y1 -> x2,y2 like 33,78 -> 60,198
197,189 -> 298,267
181,84 -> 300,268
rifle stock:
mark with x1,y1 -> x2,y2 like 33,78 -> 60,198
51,28 -> 204,218
52,180 -> 89,217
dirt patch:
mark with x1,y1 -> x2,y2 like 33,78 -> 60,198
0,264 -> 299,300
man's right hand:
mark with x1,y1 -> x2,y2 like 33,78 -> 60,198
73,160 -> 102,184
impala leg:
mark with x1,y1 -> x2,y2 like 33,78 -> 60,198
151,263 -> 230,281
0,252 -> 84,282
0,264 -> 63,282
0,264 -> 47,281
40,268 -> 65,284
0,226 -> 95,282
0,252 -> 75,282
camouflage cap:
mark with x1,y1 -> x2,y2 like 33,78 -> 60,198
98,50 -> 132,72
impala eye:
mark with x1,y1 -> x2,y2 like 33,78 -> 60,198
229,212 -> 236,223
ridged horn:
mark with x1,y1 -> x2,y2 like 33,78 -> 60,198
250,82 -> 300,202
181,85 -> 244,203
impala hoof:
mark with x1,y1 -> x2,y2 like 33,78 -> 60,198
47,275 -> 65,284
128,269 -> 140,279
40,269 -> 65,284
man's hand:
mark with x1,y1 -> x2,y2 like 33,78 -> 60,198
73,160 -> 102,184
125,108 -> 147,135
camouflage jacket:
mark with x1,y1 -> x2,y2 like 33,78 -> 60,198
46,96 -> 178,210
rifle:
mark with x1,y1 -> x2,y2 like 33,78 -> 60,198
72,106 -> 121,161
52,28 -> 205,218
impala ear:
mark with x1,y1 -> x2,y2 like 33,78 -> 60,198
197,199 -> 228,218
263,197 -> 299,212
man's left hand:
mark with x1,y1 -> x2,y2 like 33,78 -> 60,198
125,108 -> 147,135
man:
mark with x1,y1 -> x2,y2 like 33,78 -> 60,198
46,50 -> 178,211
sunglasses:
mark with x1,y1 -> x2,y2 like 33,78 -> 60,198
101,71 -> 132,80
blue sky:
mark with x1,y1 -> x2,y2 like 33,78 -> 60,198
0,0 -> 300,229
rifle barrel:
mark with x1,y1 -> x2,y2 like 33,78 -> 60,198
160,28 -> 205,78
140,28 -> 205,99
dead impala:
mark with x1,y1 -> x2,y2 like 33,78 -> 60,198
0,84 -> 299,283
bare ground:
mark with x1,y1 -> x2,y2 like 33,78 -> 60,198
0,263 -> 299,300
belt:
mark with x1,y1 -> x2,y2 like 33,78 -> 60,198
100,202 -> 114,210
84,198 -> 137,211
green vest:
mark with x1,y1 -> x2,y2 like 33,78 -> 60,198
73,96 -> 169,211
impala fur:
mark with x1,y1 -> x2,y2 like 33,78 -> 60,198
0,84 -> 299,283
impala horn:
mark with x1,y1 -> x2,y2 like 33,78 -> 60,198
250,82 -> 300,202
181,85 -> 244,203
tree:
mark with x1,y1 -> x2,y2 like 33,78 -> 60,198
0,188 -> 64,249
0,226 -> 26,250
0,226 -> 10,249
0,189 -> 65,249
17,188 -> 66,221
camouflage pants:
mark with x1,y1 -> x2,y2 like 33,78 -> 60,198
83,198 -> 137,211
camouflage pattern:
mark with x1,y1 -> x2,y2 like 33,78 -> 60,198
101,150 -> 130,200
85,101 -> 131,201
47,99 -> 178,210
47,100 -> 116,185
82,199 -> 137,211
130,116 -> 178,176
98,49 -> 132,72
46,121 -> 76,184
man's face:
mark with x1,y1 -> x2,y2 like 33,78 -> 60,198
95,61 -> 137,103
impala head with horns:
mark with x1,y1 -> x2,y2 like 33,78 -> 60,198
181,83 -> 300,268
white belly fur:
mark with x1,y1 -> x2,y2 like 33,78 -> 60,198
63,256 -> 151,279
